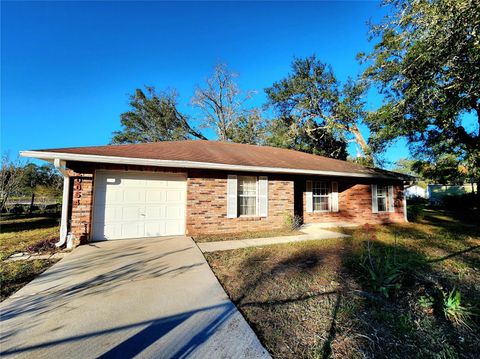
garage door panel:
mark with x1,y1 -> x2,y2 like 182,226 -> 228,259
122,189 -> 146,203
145,190 -> 166,202
93,171 -> 186,240
144,222 -> 165,237
121,222 -> 145,238
165,221 -> 183,235
166,190 -> 183,202
144,206 -> 164,219
165,206 -> 184,219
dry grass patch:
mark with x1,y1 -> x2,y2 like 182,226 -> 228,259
205,209 -> 480,358
0,214 -> 60,300
194,229 -> 303,243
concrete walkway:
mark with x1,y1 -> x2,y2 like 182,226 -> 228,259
0,236 -> 270,359
197,229 -> 350,253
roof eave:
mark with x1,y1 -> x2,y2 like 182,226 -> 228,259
20,150 -> 404,180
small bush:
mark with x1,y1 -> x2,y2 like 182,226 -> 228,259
358,224 -> 406,298
418,294 -> 434,309
407,204 -> 425,222
441,288 -> 476,328
441,193 -> 477,211
407,196 -> 428,205
283,212 -> 302,231
360,248 -> 404,298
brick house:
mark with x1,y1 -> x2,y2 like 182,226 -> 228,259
21,140 -> 410,244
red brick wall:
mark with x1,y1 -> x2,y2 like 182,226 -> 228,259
302,179 -> 405,225
69,174 -> 94,242
186,170 -> 294,235
64,162 -> 405,241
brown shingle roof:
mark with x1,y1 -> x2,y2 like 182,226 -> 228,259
31,140 -> 407,179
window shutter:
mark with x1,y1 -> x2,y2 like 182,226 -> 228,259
371,184 -> 378,213
258,176 -> 268,217
306,180 -> 313,213
388,185 -> 395,212
227,175 -> 237,218
331,181 -> 339,212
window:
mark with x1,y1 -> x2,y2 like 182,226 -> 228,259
377,185 -> 387,212
313,181 -> 330,212
238,176 -> 257,216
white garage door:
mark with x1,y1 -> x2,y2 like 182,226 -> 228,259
92,171 -> 186,240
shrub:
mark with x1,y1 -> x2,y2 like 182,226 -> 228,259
441,193 -> 477,211
360,248 -> 403,298
441,288 -> 476,328
407,196 -> 428,205
283,212 -> 302,231
358,224 -> 405,298
407,204 -> 425,222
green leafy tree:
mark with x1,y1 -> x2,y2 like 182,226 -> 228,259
266,55 -> 373,162
265,116 -> 348,159
112,87 -> 206,144
362,0 -> 480,196
21,163 -> 62,194
226,109 -> 266,145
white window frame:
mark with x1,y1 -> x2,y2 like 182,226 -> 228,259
376,185 -> 388,212
312,181 -> 331,212
237,176 -> 258,216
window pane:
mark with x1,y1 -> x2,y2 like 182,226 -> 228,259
377,185 -> 387,212
238,176 -> 257,216
313,181 -> 330,211
239,196 -> 256,215
377,186 -> 386,197
377,197 -> 386,212
313,181 -> 329,196
239,178 -> 256,196
313,196 -> 329,211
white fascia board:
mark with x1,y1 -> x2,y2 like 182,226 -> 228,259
20,150 -> 399,179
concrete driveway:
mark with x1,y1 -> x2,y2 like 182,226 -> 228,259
0,237 -> 270,358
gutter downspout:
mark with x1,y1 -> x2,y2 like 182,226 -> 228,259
54,159 -> 70,248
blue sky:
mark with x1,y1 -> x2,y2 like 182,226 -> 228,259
2,1 -> 410,167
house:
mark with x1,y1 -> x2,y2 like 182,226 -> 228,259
427,183 -> 477,204
21,140 -> 411,245
405,184 -> 427,199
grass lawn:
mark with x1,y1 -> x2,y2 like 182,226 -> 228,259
0,214 -> 61,301
205,209 -> 480,358
194,229 -> 303,243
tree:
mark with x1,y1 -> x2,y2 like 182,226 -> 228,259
191,63 -> 256,141
226,109 -> 266,145
265,55 -> 373,163
21,163 -> 62,194
361,0 -> 480,199
0,155 -> 24,212
112,87 -> 206,144
265,116 -> 348,159
393,158 -> 429,188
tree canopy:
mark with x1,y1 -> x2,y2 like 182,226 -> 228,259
362,0 -> 480,188
112,61 -> 369,162
112,87 -> 206,144
265,56 -> 373,164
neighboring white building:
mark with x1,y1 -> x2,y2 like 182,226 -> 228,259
427,183 -> 477,203
405,185 -> 427,198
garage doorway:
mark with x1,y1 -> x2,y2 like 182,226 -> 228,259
92,171 -> 186,240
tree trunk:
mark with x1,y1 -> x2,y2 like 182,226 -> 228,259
476,180 -> 480,211
350,124 -> 374,165
29,193 -> 35,215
